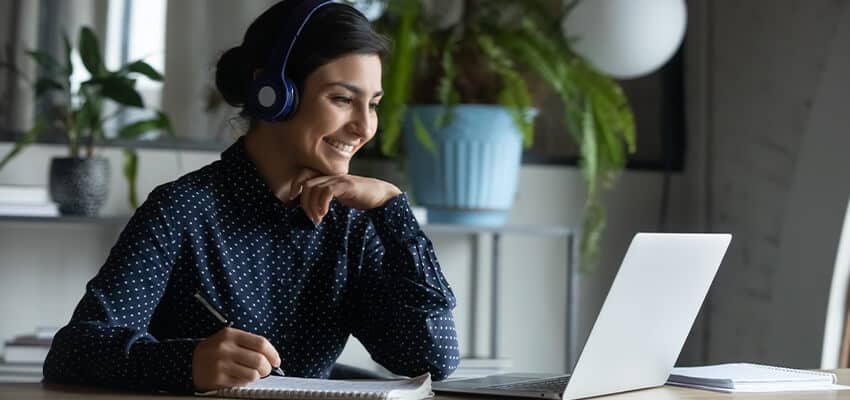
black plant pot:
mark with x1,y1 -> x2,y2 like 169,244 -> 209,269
49,157 -> 110,216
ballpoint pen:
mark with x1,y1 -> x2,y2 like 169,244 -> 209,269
194,291 -> 286,377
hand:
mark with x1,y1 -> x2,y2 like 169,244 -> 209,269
289,168 -> 402,225
192,327 -> 282,392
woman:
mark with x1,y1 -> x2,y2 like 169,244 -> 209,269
43,0 -> 459,393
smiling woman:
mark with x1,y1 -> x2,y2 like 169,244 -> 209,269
41,0 -> 460,394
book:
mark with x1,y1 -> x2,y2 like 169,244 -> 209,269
449,358 -> 512,379
0,203 -> 59,217
0,185 -> 49,204
667,363 -> 850,393
3,335 -> 52,364
0,360 -> 43,383
0,361 -> 43,375
198,373 -> 431,399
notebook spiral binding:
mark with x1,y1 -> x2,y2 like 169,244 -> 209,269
747,364 -> 835,380
216,387 -> 387,399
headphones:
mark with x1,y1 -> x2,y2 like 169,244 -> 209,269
247,0 -> 335,121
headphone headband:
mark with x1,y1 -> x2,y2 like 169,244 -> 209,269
248,0 -> 335,121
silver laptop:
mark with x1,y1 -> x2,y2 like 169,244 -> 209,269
434,233 -> 732,400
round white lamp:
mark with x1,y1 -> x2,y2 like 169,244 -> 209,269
345,0 -> 387,21
562,0 -> 687,79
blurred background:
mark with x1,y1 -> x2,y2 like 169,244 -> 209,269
0,0 -> 848,382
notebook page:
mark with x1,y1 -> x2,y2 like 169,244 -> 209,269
667,381 -> 850,393
670,363 -> 834,384
199,373 -> 431,399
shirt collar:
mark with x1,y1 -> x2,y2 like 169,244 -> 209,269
221,136 -> 291,214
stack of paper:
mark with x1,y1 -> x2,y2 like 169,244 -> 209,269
0,185 -> 58,216
450,358 -> 513,379
0,327 -> 57,383
667,363 -> 850,393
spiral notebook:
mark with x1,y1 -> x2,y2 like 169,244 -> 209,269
197,373 -> 432,399
667,363 -> 850,393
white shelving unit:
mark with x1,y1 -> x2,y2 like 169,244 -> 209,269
0,215 -> 579,372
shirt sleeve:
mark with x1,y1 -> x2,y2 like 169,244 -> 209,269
43,186 -> 200,393
348,193 -> 460,380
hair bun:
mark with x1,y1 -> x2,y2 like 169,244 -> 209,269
215,45 -> 252,107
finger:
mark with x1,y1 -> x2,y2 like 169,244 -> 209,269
224,363 -> 262,386
231,349 -> 272,377
319,178 -> 356,208
315,179 -> 340,218
306,176 -> 337,221
231,331 -> 281,368
300,176 -> 334,222
289,168 -> 322,200
300,180 -> 317,223
314,184 -> 335,222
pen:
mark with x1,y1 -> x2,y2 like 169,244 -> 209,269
194,291 -> 286,377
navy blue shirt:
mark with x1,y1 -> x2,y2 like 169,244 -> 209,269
43,138 -> 460,393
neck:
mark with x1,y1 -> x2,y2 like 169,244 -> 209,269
244,125 -> 297,202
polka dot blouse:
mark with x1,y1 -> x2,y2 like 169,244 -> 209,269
43,137 -> 460,393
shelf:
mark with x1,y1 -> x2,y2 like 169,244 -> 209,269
0,212 -> 578,371
0,214 -> 574,236
0,215 -> 129,225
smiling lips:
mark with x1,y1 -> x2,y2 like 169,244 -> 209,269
323,137 -> 356,155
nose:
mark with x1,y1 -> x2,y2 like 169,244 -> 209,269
348,104 -> 373,139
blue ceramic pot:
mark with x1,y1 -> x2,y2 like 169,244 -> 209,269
403,105 -> 524,226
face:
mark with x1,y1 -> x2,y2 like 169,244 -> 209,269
277,53 -> 383,176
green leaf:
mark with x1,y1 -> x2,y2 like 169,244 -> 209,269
73,89 -> 103,148
34,78 -> 65,97
99,78 -> 144,108
78,26 -> 104,77
0,120 -> 48,170
579,104 -> 598,196
117,112 -> 171,139
126,60 -> 164,81
435,28 -> 461,129
379,3 -> 420,158
580,202 -> 606,273
156,111 -> 176,138
412,113 -> 436,155
25,50 -> 64,74
62,32 -> 73,79
122,148 -> 139,208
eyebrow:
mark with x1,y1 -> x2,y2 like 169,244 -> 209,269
326,82 -> 384,98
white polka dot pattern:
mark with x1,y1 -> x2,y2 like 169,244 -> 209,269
42,138 -> 460,393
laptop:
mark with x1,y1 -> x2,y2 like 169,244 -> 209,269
434,233 -> 732,400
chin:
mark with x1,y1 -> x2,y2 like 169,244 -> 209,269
319,161 -> 350,176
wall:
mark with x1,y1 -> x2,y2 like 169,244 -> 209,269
689,0 -> 850,368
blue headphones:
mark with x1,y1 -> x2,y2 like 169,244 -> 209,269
247,0 -> 335,121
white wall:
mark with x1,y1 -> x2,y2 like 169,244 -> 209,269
691,0 -> 850,368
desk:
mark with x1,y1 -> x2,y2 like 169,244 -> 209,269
2,370 -> 850,399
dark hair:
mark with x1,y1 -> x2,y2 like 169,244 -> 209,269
215,1 -> 389,117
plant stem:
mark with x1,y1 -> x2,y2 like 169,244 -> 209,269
86,127 -> 96,158
63,111 -> 78,158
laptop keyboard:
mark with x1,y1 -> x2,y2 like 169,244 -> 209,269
486,375 -> 571,393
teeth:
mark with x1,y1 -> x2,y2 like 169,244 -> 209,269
324,138 -> 354,153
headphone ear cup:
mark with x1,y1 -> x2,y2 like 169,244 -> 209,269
249,71 -> 284,121
279,77 -> 299,120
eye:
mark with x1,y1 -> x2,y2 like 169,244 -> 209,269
369,102 -> 379,111
332,96 -> 353,105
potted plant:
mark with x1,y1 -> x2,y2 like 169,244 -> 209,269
372,0 -> 635,271
0,26 -> 173,215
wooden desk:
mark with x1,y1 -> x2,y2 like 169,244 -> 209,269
2,370 -> 850,399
